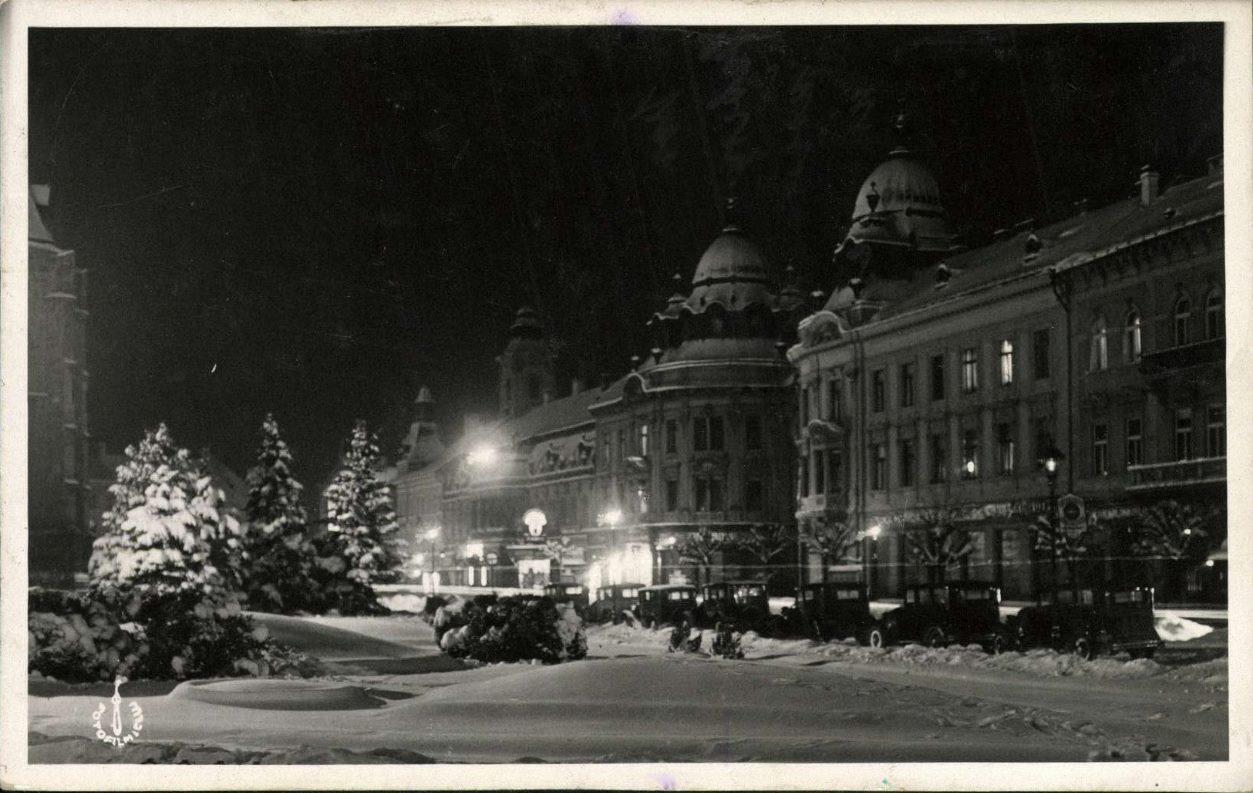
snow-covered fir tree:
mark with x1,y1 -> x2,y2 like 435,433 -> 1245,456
241,414 -> 316,613
318,420 -> 403,613
89,423 -> 243,598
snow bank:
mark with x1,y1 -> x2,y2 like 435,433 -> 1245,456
378,593 -> 425,613
1155,611 -> 1214,642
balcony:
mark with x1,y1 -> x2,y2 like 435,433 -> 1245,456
1126,456 -> 1226,492
1138,338 -> 1223,377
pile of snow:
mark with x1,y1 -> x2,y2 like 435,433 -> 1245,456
1155,611 -> 1214,642
812,640 -> 1165,679
1165,658 -> 1227,688
378,593 -> 425,613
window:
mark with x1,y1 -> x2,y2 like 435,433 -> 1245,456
827,449 -> 842,493
1124,311 -> 1142,362
745,479 -> 763,512
1175,408 -> 1193,461
813,451 -> 826,495
1034,420 -> 1054,462
800,386 -> 810,426
899,439 -> 915,487
799,456 -> 809,498
929,434 -> 948,483
1174,297 -> 1191,346
999,340 -> 1014,385
1207,405 -> 1225,457
617,429 -> 626,460
637,424 -> 649,456
693,416 -> 724,452
961,348 -> 979,392
744,415 -> 762,451
872,370 -> 885,412
996,423 -> 1015,475
665,478 -> 679,511
961,430 -> 979,479
900,363 -> 915,407
1206,290 -> 1223,340
871,444 -> 886,490
1032,328 -> 1051,379
1092,423 -> 1108,476
1089,316 -> 1108,371
694,475 -> 724,511
827,379 -> 841,421
1126,417 -> 1143,467
931,354 -> 946,401
665,419 -> 678,454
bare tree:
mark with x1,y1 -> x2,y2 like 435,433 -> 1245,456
1031,511 -> 1098,596
1131,500 -> 1212,600
725,524 -> 794,587
802,518 -> 860,585
900,505 -> 972,584
677,527 -> 725,587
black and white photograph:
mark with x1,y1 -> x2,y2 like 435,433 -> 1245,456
3,0 -> 1250,789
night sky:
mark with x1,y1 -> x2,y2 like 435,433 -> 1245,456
28,25 -> 1222,496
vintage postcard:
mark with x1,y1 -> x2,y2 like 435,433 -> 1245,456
2,0 -> 1250,789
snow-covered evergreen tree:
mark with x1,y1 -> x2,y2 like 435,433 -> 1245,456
89,423 -> 243,597
318,420 -> 403,613
241,414 -> 316,613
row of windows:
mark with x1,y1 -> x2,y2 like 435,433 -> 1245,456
859,421 -> 1057,492
1088,291 -> 1223,372
658,475 -> 765,513
1089,405 -> 1225,475
604,414 -> 765,462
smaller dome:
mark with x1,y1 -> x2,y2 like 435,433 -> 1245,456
846,153 -> 955,253
508,306 -> 543,338
691,227 -> 771,287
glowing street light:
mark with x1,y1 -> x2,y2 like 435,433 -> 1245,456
601,507 -> 624,527
467,443 -> 498,467
866,524 -> 882,540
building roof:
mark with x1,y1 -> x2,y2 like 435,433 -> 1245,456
844,151 -> 956,254
870,168 -> 1223,324
505,385 -> 605,441
686,224 -> 776,312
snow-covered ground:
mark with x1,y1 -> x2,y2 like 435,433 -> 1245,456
28,612 -> 1227,764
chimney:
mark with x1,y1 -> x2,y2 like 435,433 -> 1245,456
1138,165 -> 1159,207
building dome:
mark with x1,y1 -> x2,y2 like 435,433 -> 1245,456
687,222 -> 775,311
845,151 -> 955,253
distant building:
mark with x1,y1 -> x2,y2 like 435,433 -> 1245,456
28,185 -> 92,585
790,120 -> 1226,603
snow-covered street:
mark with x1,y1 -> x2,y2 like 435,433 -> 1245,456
27,612 -> 1226,763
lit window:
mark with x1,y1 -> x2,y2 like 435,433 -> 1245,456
1092,423 -> 1108,476
1207,405 -> 1225,457
1175,409 -> 1193,461
1206,290 -> 1223,340
961,348 -> 979,392
999,340 -> 1014,385
961,430 -> 979,478
1174,297 -> 1191,346
1124,311 -> 1142,362
638,424 -> 649,456
1089,316 -> 1108,371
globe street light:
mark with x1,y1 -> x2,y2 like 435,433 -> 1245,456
423,526 -> 441,593
1038,446 -> 1064,602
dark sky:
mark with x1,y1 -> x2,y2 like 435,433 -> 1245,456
29,24 -> 1223,497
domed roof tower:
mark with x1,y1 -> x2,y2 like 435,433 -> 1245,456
497,307 -> 555,418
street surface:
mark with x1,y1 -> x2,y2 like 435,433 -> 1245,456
28,614 -> 1227,763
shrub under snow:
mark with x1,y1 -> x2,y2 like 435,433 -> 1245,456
435,595 -> 587,664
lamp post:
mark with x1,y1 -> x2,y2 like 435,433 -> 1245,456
1039,447 -> 1064,602
423,526 -> 440,593
864,524 -> 882,599
599,507 -> 623,584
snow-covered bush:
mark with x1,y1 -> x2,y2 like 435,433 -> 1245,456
240,414 -> 319,614
316,421 -> 404,615
27,588 -> 144,682
435,595 -> 587,664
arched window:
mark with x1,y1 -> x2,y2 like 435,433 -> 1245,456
1124,310 -> 1142,363
1174,296 -> 1191,346
1206,289 -> 1224,340
1089,315 -> 1108,372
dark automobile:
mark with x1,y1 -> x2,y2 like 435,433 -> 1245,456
634,584 -> 698,628
1009,586 -> 1164,660
585,583 -> 645,624
790,583 -> 882,646
695,580 -> 773,632
542,582 -> 589,612
880,582 -> 1010,653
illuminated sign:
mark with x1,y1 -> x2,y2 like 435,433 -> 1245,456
523,508 -> 547,537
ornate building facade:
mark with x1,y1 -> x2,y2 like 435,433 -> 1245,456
790,144 -> 1226,602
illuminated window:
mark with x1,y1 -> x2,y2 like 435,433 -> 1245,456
1124,310 -> 1142,362
997,423 -> 1015,475
961,430 -> 979,479
961,348 -> 979,392
1089,316 -> 1108,371
999,340 -> 1014,385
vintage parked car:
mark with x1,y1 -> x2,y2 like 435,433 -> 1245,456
879,582 -> 1011,653
1009,586 -> 1164,660
633,584 -> 698,628
585,583 -> 645,624
694,580 -> 774,632
788,583 -> 882,646
542,582 -> 590,612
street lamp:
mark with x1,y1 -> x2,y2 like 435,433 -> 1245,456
864,524 -> 882,598
1039,446 -> 1064,602
467,443 -> 498,468
423,526 -> 441,593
